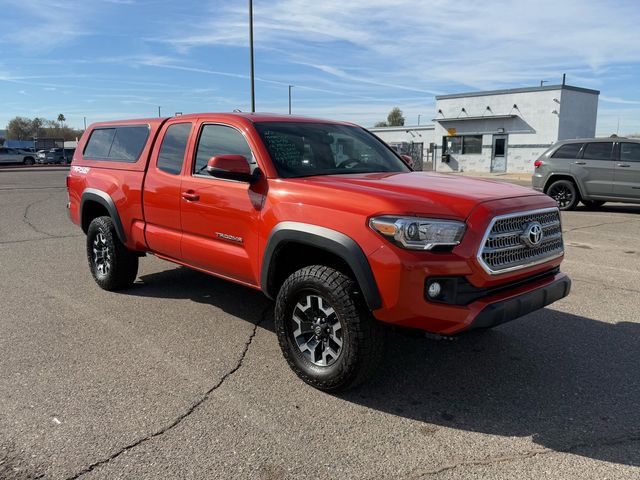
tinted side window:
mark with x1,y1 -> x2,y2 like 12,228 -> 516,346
582,142 -> 613,161
620,143 -> 640,162
551,143 -> 583,159
157,123 -> 192,175
84,128 -> 115,158
108,126 -> 149,162
83,126 -> 149,162
194,125 -> 254,174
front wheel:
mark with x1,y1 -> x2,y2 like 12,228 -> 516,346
86,216 -> 138,291
23,157 -> 35,165
546,179 -> 579,210
275,265 -> 385,391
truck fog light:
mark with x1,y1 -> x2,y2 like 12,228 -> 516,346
427,282 -> 442,298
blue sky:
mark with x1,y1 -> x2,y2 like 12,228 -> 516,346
1,0 -> 640,134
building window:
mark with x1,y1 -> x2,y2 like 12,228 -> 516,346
442,135 -> 482,155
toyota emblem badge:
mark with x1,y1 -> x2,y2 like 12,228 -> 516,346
522,222 -> 544,247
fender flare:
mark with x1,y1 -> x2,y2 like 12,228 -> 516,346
261,222 -> 382,310
80,188 -> 127,243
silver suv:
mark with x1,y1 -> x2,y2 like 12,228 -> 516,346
0,147 -> 36,165
532,138 -> 640,210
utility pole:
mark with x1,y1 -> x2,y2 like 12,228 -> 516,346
417,114 -> 421,126
249,0 -> 255,112
288,85 -> 293,114
158,106 -> 161,117
83,117 -> 87,130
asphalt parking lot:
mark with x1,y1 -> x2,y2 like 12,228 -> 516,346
1,168 -> 639,479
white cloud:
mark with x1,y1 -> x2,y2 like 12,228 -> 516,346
159,0 -> 640,93
600,95 -> 640,105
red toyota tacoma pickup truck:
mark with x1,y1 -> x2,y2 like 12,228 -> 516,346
67,113 -> 570,391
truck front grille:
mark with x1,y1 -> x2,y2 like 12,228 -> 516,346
478,208 -> 564,274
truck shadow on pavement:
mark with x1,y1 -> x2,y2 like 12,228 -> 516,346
128,266 -> 638,468
347,309 -> 640,468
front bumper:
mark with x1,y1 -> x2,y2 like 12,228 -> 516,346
467,274 -> 571,330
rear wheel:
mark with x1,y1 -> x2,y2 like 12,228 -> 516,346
23,157 -> 35,165
86,216 -> 138,291
275,265 -> 385,391
582,200 -> 605,209
546,179 -> 579,210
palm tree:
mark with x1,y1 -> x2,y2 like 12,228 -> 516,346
57,114 -> 66,127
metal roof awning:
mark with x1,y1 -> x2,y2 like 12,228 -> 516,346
432,114 -> 518,122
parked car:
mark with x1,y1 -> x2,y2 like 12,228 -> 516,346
532,137 -> 640,210
0,147 -> 36,165
67,114 -> 570,391
43,148 -> 75,164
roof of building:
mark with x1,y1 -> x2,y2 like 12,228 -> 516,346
432,114 -> 518,122
435,84 -> 600,101
369,124 -> 435,132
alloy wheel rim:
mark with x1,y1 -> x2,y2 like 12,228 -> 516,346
549,185 -> 573,208
291,294 -> 343,367
93,232 -> 112,276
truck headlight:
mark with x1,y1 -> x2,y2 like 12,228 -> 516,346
369,216 -> 466,251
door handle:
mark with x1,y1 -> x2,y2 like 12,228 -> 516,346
574,161 -> 586,165
617,163 -> 631,168
181,191 -> 200,201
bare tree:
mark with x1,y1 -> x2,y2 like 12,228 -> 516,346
6,117 -> 33,140
373,107 -> 405,128
387,107 -> 405,126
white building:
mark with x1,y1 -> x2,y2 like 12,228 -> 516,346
371,83 -> 599,173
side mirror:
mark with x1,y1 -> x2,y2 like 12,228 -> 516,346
400,154 -> 414,169
206,155 -> 256,183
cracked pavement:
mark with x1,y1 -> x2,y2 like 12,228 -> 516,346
0,168 -> 638,479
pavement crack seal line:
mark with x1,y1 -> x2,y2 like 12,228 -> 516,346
410,433 -> 640,478
22,193 -> 58,237
0,234 -> 83,245
571,276 -> 640,295
64,305 -> 270,480
564,218 -> 640,234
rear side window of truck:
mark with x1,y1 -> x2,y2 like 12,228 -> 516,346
157,123 -> 193,175
83,125 -> 150,162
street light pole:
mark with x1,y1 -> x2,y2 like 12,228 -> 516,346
83,116 -> 87,130
288,85 -> 293,114
249,0 -> 255,112
158,106 -> 161,117
417,114 -> 421,126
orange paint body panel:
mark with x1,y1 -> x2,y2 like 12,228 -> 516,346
67,112 -> 570,335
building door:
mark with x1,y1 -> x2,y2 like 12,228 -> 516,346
491,135 -> 507,172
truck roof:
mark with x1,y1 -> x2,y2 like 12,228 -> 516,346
87,112 -> 356,128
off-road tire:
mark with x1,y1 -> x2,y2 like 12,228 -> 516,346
275,265 -> 385,392
86,216 -> 138,291
546,179 -> 580,211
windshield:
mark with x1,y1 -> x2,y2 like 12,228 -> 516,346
254,122 -> 410,178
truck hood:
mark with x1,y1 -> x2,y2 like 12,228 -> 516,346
290,172 -> 547,219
